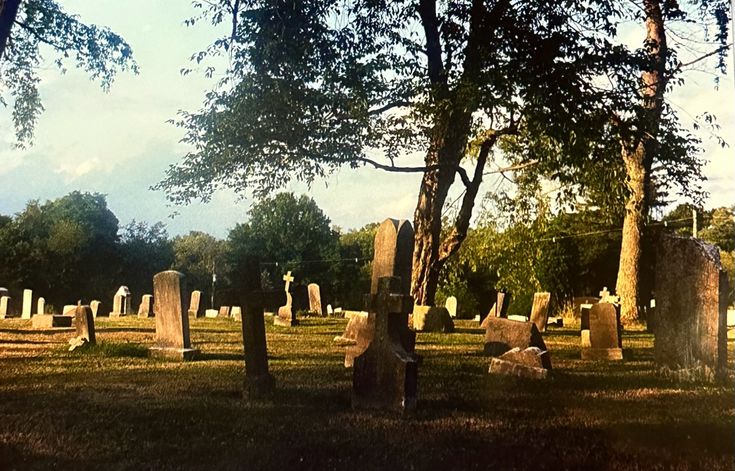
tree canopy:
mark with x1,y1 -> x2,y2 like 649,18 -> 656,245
0,0 -> 137,145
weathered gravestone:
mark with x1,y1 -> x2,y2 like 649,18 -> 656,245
0,288 -> 8,299
529,292 -> 551,332
326,304 -> 333,316
110,286 -> 132,317
149,271 -> 198,361
205,309 -> 218,318
237,255 -> 275,399
21,289 -> 32,319
308,283 -> 322,316
138,294 -> 154,318
445,296 -> 458,318
412,305 -> 454,333
653,235 -> 728,382
231,306 -> 242,321
334,312 -> 372,367
579,303 -> 594,347
69,304 -> 96,350
62,305 -> 77,315
483,317 -> 551,369
218,306 -> 231,318
36,297 -> 45,315
0,296 -> 11,319
581,303 -> 623,361
274,271 -> 298,327
90,300 -> 102,318
353,277 -> 419,414
341,218 -> 415,367
188,290 -> 202,318
488,347 -> 550,379
480,291 -> 510,328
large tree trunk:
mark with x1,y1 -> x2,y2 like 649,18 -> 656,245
0,0 -> 21,60
616,0 -> 666,324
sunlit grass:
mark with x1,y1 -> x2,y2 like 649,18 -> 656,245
0,316 -> 732,469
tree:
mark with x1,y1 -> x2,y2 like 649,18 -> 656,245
157,0 -> 631,305
226,193 -> 339,291
0,0 -> 137,145
334,222 -> 378,308
613,0 -> 729,324
0,191 -> 119,308
172,231 -> 227,307
118,221 -> 174,299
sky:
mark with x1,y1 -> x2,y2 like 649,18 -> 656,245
0,1 -> 732,239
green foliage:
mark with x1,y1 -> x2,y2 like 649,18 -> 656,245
227,193 -> 339,293
0,191 -> 119,307
333,223 -> 377,308
172,231 -> 228,305
118,221 -> 174,298
1,0 -> 138,146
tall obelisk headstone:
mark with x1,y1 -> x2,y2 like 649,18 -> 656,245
21,289 -> 32,319
150,271 -> 198,361
654,235 -> 728,382
343,218 -> 415,367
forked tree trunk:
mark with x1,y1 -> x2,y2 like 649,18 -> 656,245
0,0 -> 22,60
616,0 -> 666,324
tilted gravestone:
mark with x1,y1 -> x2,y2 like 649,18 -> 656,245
483,317 -> 551,369
36,297 -> 45,315
237,255 -> 275,399
480,291 -> 510,328
0,296 -> 11,319
188,290 -> 202,318
653,235 -> 728,382
274,271 -> 298,327
308,283 -> 322,316
342,218 -> 415,367
353,277 -> 419,414
412,305 -> 454,332
138,294 -> 154,318
74,304 -> 96,344
21,289 -> 32,319
445,296 -> 458,318
110,286 -> 132,317
149,271 -> 198,361
581,303 -> 623,361
529,292 -> 551,333
218,306 -> 231,318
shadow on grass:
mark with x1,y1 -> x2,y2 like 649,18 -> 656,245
197,352 -> 244,361
70,342 -> 149,358
96,327 -> 155,333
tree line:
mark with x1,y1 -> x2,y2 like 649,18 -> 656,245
1,190 -> 731,317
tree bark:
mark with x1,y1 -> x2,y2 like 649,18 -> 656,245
616,0 -> 666,324
0,0 -> 21,60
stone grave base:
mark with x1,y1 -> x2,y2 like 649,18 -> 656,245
273,316 -> 298,327
547,316 -> 563,327
580,329 -> 591,348
204,309 -> 218,318
149,346 -> 199,361
244,374 -> 275,400
488,357 -> 548,379
507,315 -> 528,322
109,312 -> 127,319
581,347 -> 623,361
343,310 -> 366,319
32,314 -> 73,329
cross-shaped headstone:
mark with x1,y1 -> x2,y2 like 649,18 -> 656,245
599,287 -> 610,299
282,271 -> 294,292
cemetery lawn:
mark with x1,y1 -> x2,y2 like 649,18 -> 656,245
1,317 -> 733,470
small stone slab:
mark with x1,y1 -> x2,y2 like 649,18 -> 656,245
218,306 -> 230,318
581,348 -> 623,361
529,292 -> 551,333
32,314 -> 73,329
483,317 -> 549,368
231,306 -> 242,321
138,294 -> 154,318
308,283 -> 322,315
445,296 -> 457,318
188,290 -> 202,318
73,305 -> 96,344
412,305 -> 454,332
204,309 -> 218,318
488,357 -> 548,379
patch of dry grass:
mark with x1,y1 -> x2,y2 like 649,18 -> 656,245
0,316 -> 732,470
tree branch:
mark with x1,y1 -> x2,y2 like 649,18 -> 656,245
355,156 -> 472,187
368,100 -> 411,115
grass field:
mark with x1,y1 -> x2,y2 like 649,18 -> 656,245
0,316 -> 733,470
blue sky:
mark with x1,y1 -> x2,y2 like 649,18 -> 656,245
0,1 -> 732,238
